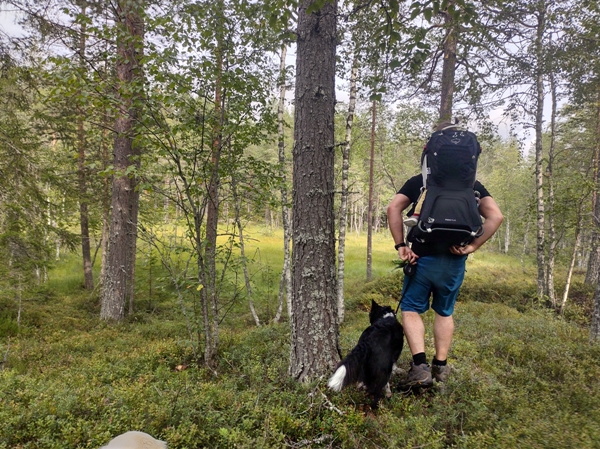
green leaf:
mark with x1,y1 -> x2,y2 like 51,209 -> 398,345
423,7 -> 433,21
390,30 -> 402,44
392,259 -> 409,270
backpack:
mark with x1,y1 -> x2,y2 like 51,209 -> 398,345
406,127 -> 484,246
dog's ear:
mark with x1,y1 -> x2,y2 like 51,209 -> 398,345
371,299 -> 379,309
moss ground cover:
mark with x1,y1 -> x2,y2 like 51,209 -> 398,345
1,230 -> 598,448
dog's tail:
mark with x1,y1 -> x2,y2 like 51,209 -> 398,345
327,365 -> 347,392
327,347 -> 366,392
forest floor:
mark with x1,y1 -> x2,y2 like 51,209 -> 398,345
1,232 -> 599,448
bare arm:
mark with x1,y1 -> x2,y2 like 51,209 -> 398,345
450,196 -> 504,256
387,193 -> 419,264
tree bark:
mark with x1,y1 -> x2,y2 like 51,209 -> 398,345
289,0 -> 340,382
366,100 -> 376,282
546,72 -> 557,308
100,109 -> 111,292
591,277 -> 600,341
534,2 -> 546,300
275,45 -> 293,324
504,216 -> 510,253
561,200 -> 584,315
77,6 -> 93,291
336,61 -> 357,324
203,0 -> 225,367
101,0 -> 144,321
439,5 -> 457,123
586,86 -> 600,285
232,177 -> 260,326
586,235 -> 600,285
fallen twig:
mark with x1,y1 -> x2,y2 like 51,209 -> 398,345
286,434 -> 334,448
319,389 -> 345,416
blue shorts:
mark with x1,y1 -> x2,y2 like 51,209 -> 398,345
400,254 -> 467,317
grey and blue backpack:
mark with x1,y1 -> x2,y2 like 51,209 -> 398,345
406,127 -> 484,247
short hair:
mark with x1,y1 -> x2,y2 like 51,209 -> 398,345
435,121 -> 455,131
435,117 -> 464,132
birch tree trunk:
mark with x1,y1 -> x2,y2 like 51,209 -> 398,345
534,2 -> 547,300
561,202 -> 584,315
232,177 -> 260,326
275,45 -> 292,324
504,216 -> 510,254
546,73 -> 557,308
336,61 -> 357,324
366,100 -> 376,282
203,0 -> 225,367
520,218 -> 531,273
289,0 -> 340,382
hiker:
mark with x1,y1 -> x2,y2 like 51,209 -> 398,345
387,120 -> 503,388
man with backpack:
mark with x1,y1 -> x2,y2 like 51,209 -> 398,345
387,120 -> 504,388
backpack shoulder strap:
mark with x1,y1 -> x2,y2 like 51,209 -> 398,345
421,154 -> 427,189
421,132 -> 438,189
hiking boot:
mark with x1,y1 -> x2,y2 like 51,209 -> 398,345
432,363 -> 451,383
400,362 -> 433,389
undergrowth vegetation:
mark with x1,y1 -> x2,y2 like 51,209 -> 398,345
1,235 -> 599,448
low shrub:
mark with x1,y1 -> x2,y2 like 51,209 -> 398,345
1,249 -> 600,448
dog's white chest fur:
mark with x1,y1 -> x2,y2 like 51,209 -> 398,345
99,431 -> 167,449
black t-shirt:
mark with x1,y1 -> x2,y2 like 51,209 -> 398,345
397,175 -> 491,256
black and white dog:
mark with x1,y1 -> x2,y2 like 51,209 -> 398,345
328,300 -> 404,408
